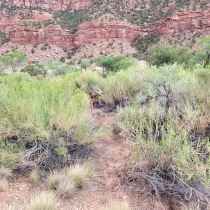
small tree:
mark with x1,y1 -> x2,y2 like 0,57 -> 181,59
147,43 -> 193,68
196,36 -> 210,68
20,62 -> 46,76
79,61 -> 92,70
95,56 -> 133,73
1,50 -> 27,72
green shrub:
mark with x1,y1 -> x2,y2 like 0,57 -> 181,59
147,43 -> 193,68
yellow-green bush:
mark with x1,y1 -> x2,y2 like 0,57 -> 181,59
0,73 -> 105,168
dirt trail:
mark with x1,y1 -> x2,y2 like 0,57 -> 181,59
0,112 -> 170,210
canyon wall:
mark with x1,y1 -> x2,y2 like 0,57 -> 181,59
9,19 -> 145,49
8,9 -> 210,50
9,25 -> 75,49
151,9 -> 210,35
1,0 -> 96,11
74,19 -> 145,45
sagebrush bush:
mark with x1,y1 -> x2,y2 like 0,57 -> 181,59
116,64 -> 210,207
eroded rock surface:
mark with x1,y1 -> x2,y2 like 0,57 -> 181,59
1,0 -> 96,11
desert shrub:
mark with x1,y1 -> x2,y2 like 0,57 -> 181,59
76,66 -> 146,105
0,73 -> 106,170
28,191 -> 60,210
53,64 -> 74,76
60,56 -> 65,63
116,64 -> 210,208
20,63 -> 46,76
147,43 -> 193,68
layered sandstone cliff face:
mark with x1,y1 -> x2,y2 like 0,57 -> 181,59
3,0 -> 96,11
151,9 -> 210,35
8,9 -> 210,50
9,25 -> 75,49
9,19 -> 145,49
74,19 -> 145,45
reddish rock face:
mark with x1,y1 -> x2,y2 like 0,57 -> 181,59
9,25 -> 75,50
8,9 -> 210,51
152,9 -> 210,35
9,19 -> 145,49
6,0 -> 96,11
74,19 -> 145,46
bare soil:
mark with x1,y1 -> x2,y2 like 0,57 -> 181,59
0,111 -> 170,210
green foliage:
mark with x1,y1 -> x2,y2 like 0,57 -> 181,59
196,36 -> 210,68
115,63 -> 210,206
0,50 -> 27,72
20,62 -> 46,76
60,56 -> 65,63
0,73 -> 107,168
79,61 -> 92,70
131,35 -> 160,53
95,56 -> 134,73
0,31 -> 9,45
147,43 -> 193,68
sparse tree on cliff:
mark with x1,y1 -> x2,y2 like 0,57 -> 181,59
196,36 -> 210,68
0,50 -> 27,72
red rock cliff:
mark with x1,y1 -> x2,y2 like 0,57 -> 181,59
9,25 -> 75,49
8,9 -> 210,50
3,0 -> 96,11
9,19 -> 146,49
74,19 -> 145,45
151,9 -> 210,35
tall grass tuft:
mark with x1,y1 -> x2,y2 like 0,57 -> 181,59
28,191 -> 60,210
66,164 -> 89,188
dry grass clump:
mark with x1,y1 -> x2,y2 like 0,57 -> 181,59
57,180 -> 76,198
67,164 -> 89,188
29,170 -> 40,183
28,191 -> 60,210
48,163 -> 91,198
0,165 -> 11,192
48,171 -> 64,190
0,165 -> 12,179
0,179 -> 8,191
103,201 -> 130,210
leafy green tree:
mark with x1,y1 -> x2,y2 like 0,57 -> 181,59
196,36 -> 210,68
95,56 -> 133,73
79,61 -> 92,70
20,62 -> 46,76
147,43 -> 193,68
1,50 -> 27,72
